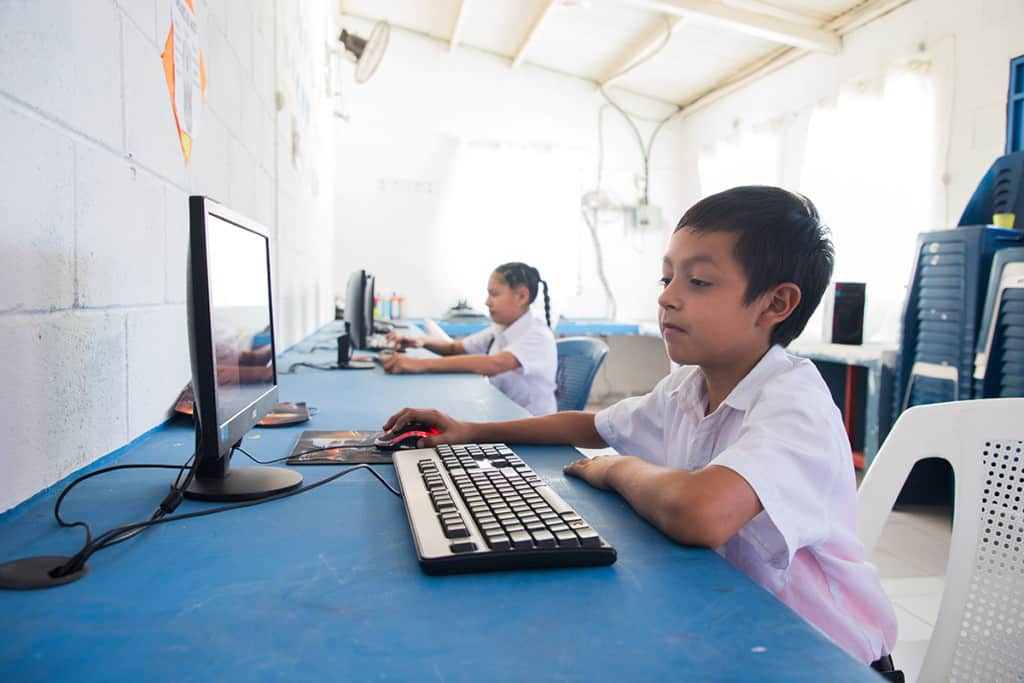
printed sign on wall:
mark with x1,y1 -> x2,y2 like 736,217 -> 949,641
161,0 -> 206,164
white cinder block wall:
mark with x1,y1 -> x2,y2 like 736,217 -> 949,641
0,0 -> 337,513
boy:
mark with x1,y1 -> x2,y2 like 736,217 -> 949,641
384,186 -> 899,668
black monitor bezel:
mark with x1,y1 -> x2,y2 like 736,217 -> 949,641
364,273 -> 376,340
345,269 -> 367,349
187,196 -> 280,480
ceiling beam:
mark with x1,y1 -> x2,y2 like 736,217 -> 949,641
677,0 -> 913,114
619,0 -> 841,54
449,0 -> 472,53
599,15 -> 681,85
512,0 -> 559,68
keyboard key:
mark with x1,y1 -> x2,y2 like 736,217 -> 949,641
531,530 -> 556,549
444,524 -> 470,539
554,531 -> 580,547
485,534 -> 511,550
449,540 -> 477,553
508,530 -> 533,549
574,527 -> 601,548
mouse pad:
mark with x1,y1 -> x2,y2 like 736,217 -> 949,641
286,430 -> 393,465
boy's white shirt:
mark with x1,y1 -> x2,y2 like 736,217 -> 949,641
462,312 -> 557,416
595,344 -> 898,664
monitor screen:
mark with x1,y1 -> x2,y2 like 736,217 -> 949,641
207,213 -> 275,425
185,197 -> 301,501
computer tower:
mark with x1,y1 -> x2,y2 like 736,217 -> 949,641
829,282 -> 865,345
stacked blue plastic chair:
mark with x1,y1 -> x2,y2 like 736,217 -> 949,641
895,151 -> 1024,413
554,337 -> 609,412
894,227 -> 1022,412
973,247 -> 1024,398
892,152 -> 1024,502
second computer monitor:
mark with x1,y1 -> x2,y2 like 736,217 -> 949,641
344,269 -> 370,350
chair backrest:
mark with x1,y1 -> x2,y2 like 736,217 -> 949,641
857,398 -> 1024,682
554,337 -> 609,411
974,248 -> 1024,398
894,227 -> 1023,414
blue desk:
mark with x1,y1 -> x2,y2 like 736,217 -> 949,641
0,333 -> 878,681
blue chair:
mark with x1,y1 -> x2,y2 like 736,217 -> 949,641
973,247 -> 1024,398
555,337 -> 609,411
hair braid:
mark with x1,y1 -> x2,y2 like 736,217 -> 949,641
539,278 -> 551,328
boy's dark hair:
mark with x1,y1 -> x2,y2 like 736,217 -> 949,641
495,262 -> 551,328
675,186 -> 834,347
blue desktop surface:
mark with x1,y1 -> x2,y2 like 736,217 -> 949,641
405,318 -> 641,338
0,334 -> 877,681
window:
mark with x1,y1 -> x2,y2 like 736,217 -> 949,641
1009,55 -> 1024,153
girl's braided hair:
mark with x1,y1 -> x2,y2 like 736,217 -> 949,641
494,262 -> 551,328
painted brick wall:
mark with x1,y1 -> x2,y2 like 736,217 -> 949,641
0,0 -> 337,512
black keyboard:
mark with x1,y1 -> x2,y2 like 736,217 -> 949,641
393,443 -> 617,575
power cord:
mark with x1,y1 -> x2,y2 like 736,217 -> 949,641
234,446 -> 400,499
282,361 -> 340,373
38,442 -> 400,582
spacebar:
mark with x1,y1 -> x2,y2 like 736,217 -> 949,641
533,485 -> 573,515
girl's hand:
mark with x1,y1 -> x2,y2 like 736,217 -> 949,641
382,354 -> 425,374
564,455 -> 631,491
382,408 -> 474,446
386,332 -> 422,350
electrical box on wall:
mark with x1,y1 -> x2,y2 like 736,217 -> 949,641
630,203 -> 663,232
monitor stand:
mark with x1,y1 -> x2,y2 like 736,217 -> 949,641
183,466 -> 302,502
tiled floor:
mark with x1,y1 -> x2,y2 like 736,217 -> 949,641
869,504 -> 952,683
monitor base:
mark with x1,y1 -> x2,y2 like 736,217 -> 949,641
183,466 -> 303,502
0,556 -> 88,590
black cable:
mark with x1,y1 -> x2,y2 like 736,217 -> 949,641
283,361 -> 339,373
55,462 -> 402,575
235,446 -> 401,496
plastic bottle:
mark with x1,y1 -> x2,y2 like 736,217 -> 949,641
380,294 -> 391,320
390,292 -> 403,320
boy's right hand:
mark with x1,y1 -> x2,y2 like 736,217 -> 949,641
386,332 -> 422,350
382,408 -> 473,447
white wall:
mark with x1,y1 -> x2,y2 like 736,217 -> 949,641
0,0 -> 337,513
660,0 -> 1024,343
333,18 -> 689,325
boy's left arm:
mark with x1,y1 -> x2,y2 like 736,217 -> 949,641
564,456 -> 762,548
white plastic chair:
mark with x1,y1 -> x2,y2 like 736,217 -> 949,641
858,398 -> 1024,682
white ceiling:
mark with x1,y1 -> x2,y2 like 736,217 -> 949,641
338,0 -> 910,111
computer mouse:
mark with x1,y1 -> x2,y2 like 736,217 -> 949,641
374,422 -> 439,451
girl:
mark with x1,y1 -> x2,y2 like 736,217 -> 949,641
383,262 -> 558,416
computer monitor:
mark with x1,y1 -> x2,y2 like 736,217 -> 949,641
364,273 -> 377,336
185,196 -> 302,501
345,269 -> 371,350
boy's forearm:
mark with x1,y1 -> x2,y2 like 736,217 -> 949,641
421,338 -> 459,355
469,411 -> 607,448
606,458 -> 722,547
